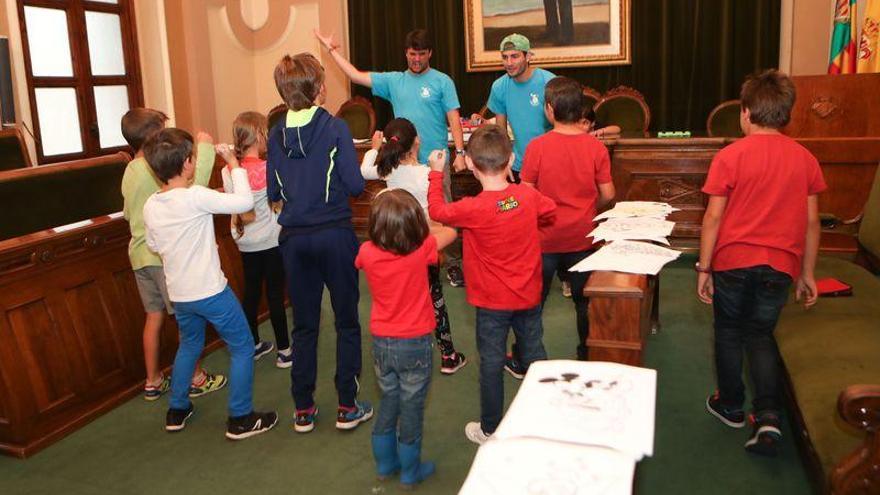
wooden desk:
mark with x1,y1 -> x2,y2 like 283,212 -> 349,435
583,271 -> 658,366
353,137 -> 880,252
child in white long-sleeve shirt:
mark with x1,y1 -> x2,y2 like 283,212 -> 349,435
143,128 -> 277,440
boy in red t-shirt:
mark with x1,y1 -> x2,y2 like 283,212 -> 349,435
698,70 -> 825,457
427,125 -> 556,445
520,76 -> 615,362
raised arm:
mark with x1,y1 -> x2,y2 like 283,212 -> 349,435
314,29 -> 371,87
198,144 -> 253,214
360,131 -> 383,180
192,132 -> 216,187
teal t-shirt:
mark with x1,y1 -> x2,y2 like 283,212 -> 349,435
487,68 -> 555,171
371,69 -> 460,163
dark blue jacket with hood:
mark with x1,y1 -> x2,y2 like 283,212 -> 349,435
267,106 -> 365,234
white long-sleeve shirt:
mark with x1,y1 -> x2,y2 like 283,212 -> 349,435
144,168 -> 253,302
360,148 -> 430,214
221,166 -> 281,252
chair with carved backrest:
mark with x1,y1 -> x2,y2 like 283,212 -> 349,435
706,100 -> 743,138
594,86 -> 651,137
478,104 -> 495,121
267,103 -> 287,133
336,96 -> 376,140
0,126 -> 32,171
582,86 -> 602,113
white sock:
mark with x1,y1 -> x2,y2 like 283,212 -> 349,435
278,347 -> 292,356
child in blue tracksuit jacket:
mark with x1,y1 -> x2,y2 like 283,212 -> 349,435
267,53 -> 371,433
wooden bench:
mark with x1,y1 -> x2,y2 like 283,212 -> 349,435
0,155 -> 264,458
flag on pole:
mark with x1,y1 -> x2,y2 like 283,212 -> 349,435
828,0 -> 858,74
857,0 -> 880,73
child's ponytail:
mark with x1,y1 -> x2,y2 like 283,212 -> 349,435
376,118 -> 417,178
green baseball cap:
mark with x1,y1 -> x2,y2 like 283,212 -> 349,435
500,33 -> 530,52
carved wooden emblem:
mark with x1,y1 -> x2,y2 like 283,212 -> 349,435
810,97 -> 840,120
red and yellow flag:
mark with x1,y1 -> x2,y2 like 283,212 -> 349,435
857,0 -> 880,73
829,0 -> 858,74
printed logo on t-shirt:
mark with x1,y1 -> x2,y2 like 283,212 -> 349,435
420,86 -> 431,98
529,93 -> 540,107
496,196 -> 520,213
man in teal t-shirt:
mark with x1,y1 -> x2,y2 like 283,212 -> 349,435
485,34 -> 555,179
315,28 -> 466,172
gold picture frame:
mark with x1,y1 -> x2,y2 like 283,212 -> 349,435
464,0 -> 631,72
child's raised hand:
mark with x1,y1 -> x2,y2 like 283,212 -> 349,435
428,150 -> 446,172
215,143 -> 238,167
371,131 -> 383,150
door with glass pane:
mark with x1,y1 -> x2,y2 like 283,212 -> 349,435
18,0 -> 143,164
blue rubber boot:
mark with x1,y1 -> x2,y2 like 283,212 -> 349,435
399,439 -> 435,489
371,432 -> 400,480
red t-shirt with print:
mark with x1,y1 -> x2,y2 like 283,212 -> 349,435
355,235 -> 437,338
702,133 -> 827,279
427,171 -> 556,310
520,131 -> 613,253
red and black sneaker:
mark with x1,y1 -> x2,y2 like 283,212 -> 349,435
706,391 -> 745,428
744,413 -> 782,457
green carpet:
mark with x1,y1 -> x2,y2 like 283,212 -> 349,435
0,257 -> 811,494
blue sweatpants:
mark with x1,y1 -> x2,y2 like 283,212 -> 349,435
279,227 -> 362,410
169,286 -> 255,417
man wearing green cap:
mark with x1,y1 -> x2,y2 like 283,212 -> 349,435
483,33 -> 555,183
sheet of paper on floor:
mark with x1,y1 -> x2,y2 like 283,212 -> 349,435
459,438 -> 635,495
492,360 -> 657,460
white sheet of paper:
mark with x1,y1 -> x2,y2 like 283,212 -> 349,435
492,360 -> 657,460
569,240 -> 681,275
589,217 -> 675,243
459,438 -> 635,495
594,201 -> 680,221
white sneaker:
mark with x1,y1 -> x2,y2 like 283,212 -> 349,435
465,422 -> 491,445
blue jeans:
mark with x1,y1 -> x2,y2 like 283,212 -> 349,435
712,265 -> 792,416
372,335 -> 433,444
541,251 -> 592,360
476,305 -> 547,434
169,286 -> 255,417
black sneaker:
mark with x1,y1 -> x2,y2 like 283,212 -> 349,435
744,413 -> 782,456
440,352 -> 468,375
504,353 -> 526,380
226,411 -> 278,440
706,392 -> 745,428
165,403 -> 194,432
446,265 -> 465,288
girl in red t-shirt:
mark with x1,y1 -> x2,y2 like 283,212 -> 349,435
360,118 -> 468,376
355,189 -> 456,488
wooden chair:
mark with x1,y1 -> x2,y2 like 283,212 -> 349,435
706,100 -> 743,137
478,104 -> 495,121
267,103 -> 287,132
335,96 -> 376,139
0,126 -> 32,171
582,86 -> 602,112
594,86 -> 651,137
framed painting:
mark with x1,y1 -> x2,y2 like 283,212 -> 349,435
464,0 -> 631,71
